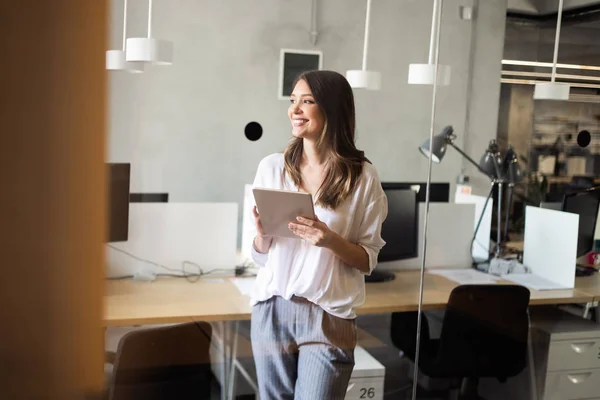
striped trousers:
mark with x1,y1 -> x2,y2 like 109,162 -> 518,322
250,295 -> 356,400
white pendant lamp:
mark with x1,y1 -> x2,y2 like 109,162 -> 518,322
346,0 -> 381,90
106,0 -> 144,73
534,0 -> 569,100
126,0 -> 173,65
408,0 -> 450,85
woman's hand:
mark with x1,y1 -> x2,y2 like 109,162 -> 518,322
252,206 -> 272,253
252,206 -> 268,237
288,215 -> 334,247
290,215 -> 370,272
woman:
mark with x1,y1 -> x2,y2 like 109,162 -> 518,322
250,70 -> 388,400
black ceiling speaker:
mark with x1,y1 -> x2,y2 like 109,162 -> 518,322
245,122 -> 263,141
577,130 -> 591,148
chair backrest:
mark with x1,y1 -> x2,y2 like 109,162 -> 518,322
436,284 -> 530,380
571,176 -> 594,188
109,322 -> 213,400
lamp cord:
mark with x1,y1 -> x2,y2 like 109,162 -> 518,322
106,244 -> 235,283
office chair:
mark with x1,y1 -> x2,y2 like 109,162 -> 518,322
570,175 -> 594,189
390,285 -> 530,400
106,322 -> 213,400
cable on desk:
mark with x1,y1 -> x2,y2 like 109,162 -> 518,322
106,244 -> 235,283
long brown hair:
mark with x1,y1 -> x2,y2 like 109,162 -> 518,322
284,70 -> 369,210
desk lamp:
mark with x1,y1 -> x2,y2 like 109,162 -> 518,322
419,127 -> 499,251
479,139 -> 504,258
419,127 -> 515,262
418,126 -> 491,178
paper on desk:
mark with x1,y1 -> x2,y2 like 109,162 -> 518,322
230,277 -> 256,297
427,269 -> 500,285
501,273 -> 568,291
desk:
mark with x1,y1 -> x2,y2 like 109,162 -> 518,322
504,240 -> 600,303
104,277 -> 250,326
104,271 -> 596,326
104,271 -> 598,400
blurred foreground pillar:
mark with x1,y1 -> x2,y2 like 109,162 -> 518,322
0,1 -> 107,398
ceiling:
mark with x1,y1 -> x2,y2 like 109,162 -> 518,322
508,0 -> 600,15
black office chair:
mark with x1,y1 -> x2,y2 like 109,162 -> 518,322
106,322 -> 213,400
391,285 -> 530,400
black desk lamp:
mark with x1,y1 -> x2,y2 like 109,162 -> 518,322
418,126 -> 492,178
419,126 -> 520,260
419,126 -> 502,257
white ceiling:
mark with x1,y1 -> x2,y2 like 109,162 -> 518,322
508,0 -> 600,14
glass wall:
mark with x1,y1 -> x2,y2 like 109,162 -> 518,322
102,1 -> 600,400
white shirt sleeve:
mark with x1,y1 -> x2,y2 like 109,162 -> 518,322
250,158 -> 269,267
357,194 -> 388,275
251,241 -> 269,266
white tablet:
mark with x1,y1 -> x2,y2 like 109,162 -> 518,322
252,188 -> 315,239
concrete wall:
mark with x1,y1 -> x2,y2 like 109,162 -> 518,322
107,0 -> 508,241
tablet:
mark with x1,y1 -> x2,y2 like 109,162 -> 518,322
252,188 -> 315,239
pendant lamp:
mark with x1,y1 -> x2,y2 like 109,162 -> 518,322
534,0 -> 569,100
106,0 -> 144,73
408,0 -> 450,85
346,0 -> 381,90
126,0 -> 173,65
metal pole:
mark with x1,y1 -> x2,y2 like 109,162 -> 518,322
147,0 -> 153,38
122,0 -> 128,51
496,181 -> 503,258
551,0 -> 564,82
362,0 -> 372,70
412,1 -> 444,399
428,0 -> 442,64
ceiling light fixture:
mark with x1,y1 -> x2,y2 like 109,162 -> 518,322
533,0 -> 569,100
408,0 -> 450,85
346,0 -> 381,90
126,0 -> 173,65
106,0 -> 144,73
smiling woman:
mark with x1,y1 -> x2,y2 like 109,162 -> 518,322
248,69 -> 388,400
288,80 -> 325,141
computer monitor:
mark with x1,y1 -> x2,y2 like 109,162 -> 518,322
562,187 -> 600,258
377,186 -> 419,262
380,182 -> 449,203
107,163 -> 130,243
540,202 -> 562,211
130,193 -> 169,203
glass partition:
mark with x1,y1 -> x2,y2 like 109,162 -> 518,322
103,1 -> 600,400
415,1 -> 600,400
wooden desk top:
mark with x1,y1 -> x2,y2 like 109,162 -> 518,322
575,273 -> 600,298
359,272 -> 592,314
104,277 -> 251,326
104,270 -> 597,327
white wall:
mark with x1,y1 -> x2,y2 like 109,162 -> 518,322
107,0 -> 507,242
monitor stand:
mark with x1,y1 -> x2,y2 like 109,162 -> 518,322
576,253 -> 598,277
365,269 -> 396,283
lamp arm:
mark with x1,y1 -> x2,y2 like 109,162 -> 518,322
448,142 -> 492,179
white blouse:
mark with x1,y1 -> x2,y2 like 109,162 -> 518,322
250,153 -> 388,319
